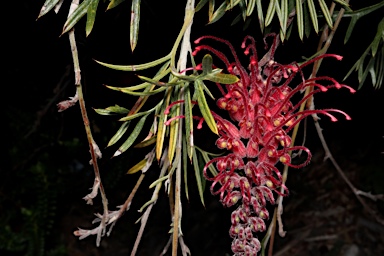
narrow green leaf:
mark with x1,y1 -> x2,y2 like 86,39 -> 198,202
137,75 -> 180,87
344,16 -> 358,44
199,79 -> 215,100
168,87 -> 181,164
127,159 -> 147,174
238,0 -> 247,21
95,54 -> 171,71
62,0 -> 92,35
195,80 -> 218,134
107,121 -> 130,147
197,147 -> 218,177
371,18 -> 384,57
192,148 -> 205,207
93,105 -> 129,115
184,85 -> 194,160
134,136 -> 156,148
306,0 -> 318,34
256,0 -> 264,31
195,0 -> 209,12
280,0 -> 288,37
202,54 -> 213,75
208,1 -> 227,24
107,0 -> 126,10
114,115 -> 148,157
130,0 -> 141,52
37,0 -> 61,19
358,57 -> 375,89
119,105 -> 157,121
332,0 -> 352,11
204,72 -> 239,84
247,0 -> 256,16
296,0 -> 304,40
265,0 -> 276,27
110,85 -> 167,96
375,47 -> 383,89
182,136 -> 189,201
208,0 -> 215,21
318,0 -> 333,29
86,0 -> 99,36
156,88 -> 172,161
303,0 -> 312,38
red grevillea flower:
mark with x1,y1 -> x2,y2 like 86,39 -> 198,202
192,34 -> 354,256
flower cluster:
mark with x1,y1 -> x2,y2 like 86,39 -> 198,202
193,34 -> 354,255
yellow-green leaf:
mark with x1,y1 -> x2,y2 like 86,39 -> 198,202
86,0 -> 99,36
130,0 -> 141,51
95,54 -> 171,71
107,0 -> 126,10
306,0 -> 318,34
38,0 -> 61,19
114,115 -> 148,157
62,0 -> 92,35
296,0 -> 304,40
208,1 -> 227,24
318,0 -> 333,29
127,159 -> 146,174
256,0 -> 264,31
107,121 -> 130,147
195,80 -> 218,134
134,136 -> 156,148
265,0 -> 276,27
192,148 -> 205,207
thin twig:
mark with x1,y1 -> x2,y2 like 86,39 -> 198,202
67,0 -> 108,246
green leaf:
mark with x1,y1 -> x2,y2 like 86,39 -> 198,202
119,105 -> 157,121
62,0 -> 92,35
134,136 -> 156,148
156,88 -> 172,161
296,0 -> 304,40
182,136 -> 189,201
114,115 -> 148,157
208,0 -> 214,21
107,0 -> 126,10
265,0 -> 276,27
204,72 -> 239,84
184,85 -> 194,160
37,0 -> 61,19
208,1 -> 227,24
256,0 -> 264,31
306,0 -> 318,34
344,16 -> 358,44
192,148 -> 205,207
318,0 -> 333,29
130,0 -> 141,51
137,75 -> 180,87
107,121 -> 130,147
86,0 -> 99,36
332,0 -> 352,11
247,0 -> 256,17
202,54 -> 213,75
195,0 -> 209,12
195,80 -> 218,134
371,18 -> 384,57
109,85 -> 167,96
95,54 -> 171,71
280,0 -> 288,38
93,105 -> 129,115
127,159 -> 146,174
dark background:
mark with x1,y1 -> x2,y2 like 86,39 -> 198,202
2,1 -> 383,255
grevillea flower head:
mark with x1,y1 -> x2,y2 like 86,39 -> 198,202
193,34 -> 354,256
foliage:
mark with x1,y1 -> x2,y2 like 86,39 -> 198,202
29,0 -> 384,255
